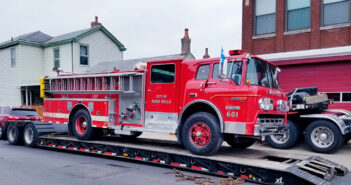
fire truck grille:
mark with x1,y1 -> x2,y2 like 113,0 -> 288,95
257,115 -> 285,126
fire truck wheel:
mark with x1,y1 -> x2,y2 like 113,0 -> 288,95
0,124 -> 6,140
72,109 -> 94,140
305,120 -> 343,153
181,112 -> 222,156
224,135 -> 256,149
23,123 -> 38,148
266,119 -> 300,149
7,124 -> 23,145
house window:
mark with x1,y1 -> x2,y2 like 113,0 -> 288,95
196,65 -> 210,80
53,48 -> 60,69
80,45 -> 89,65
151,64 -> 175,83
287,0 -> 310,31
255,0 -> 276,35
322,0 -> 350,26
11,48 -> 16,67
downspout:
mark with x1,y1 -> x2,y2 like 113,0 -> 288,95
71,41 -> 74,73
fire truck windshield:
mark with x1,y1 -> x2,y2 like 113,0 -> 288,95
246,58 -> 280,89
213,62 -> 243,85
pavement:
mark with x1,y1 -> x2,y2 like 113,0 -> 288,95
0,133 -> 350,185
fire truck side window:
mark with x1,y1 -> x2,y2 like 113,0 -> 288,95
195,65 -> 210,80
151,64 -> 175,83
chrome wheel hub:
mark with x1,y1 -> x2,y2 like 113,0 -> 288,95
311,126 -> 334,148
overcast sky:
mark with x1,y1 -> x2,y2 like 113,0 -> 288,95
0,0 -> 242,59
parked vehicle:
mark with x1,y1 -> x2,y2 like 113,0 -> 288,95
0,106 -> 40,140
34,49 -> 288,155
266,87 -> 351,153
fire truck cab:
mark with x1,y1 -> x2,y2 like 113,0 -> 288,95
41,50 -> 288,155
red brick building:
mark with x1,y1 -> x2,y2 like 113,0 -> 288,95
242,0 -> 351,110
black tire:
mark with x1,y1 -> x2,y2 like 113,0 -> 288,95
224,135 -> 256,149
72,109 -> 94,140
344,134 -> 351,144
266,119 -> 300,149
23,123 -> 39,148
119,131 -> 142,139
181,112 -> 222,156
7,124 -> 23,145
305,120 -> 343,153
0,124 -> 6,140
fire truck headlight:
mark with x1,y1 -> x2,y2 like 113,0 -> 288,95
277,100 -> 289,112
259,98 -> 273,111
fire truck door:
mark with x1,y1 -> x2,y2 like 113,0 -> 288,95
144,62 -> 180,132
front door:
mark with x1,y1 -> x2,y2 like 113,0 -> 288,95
144,61 -> 181,132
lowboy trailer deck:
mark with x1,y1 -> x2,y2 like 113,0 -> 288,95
6,121 -> 351,185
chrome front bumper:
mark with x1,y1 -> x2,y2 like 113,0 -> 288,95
254,117 -> 287,137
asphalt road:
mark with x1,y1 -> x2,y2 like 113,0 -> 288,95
0,140 -> 222,185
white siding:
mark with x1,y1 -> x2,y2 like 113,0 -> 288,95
75,31 -> 123,73
0,46 -> 21,105
43,43 -> 73,76
17,45 -> 44,86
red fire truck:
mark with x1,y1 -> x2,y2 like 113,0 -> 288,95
39,50 -> 288,155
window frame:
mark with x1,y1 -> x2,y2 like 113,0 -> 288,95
53,47 -> 60,69
321,0 -> 351,27
195,64 -> 210,80
285,0 -> 311,31
79,44 -> 89,66
10,47 -> 16,67
253,0 -> 277,36
150,63 -> 176,84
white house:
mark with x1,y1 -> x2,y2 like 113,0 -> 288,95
0,17 -> 126,106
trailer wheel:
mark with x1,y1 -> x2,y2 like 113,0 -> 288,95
305,120 -> 343,153
224,135 -> 256,149
7,124 -> 23,145
72,109 -> 94,140
266,119 -> 300,149
23,123 -> 38,148
181,112 -> 222,156
0,124 -> 6,140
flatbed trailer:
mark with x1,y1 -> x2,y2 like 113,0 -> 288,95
6,121 -> 351,185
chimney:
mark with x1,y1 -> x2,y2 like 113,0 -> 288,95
203,48 -> 210,59
91,16 -> 101,28
181,28 -> 191,55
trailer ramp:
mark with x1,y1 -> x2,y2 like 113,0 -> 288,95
36,135 -> 350,185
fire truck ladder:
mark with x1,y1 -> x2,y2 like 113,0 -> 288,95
44,72 -> 143,95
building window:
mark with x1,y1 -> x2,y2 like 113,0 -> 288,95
196,65 -> 210,80
151,64 -> 175,83
326,92 -> 341,102
322,0 -> 350,26
53,48 -> 60,69
286,0 -> 311,31
342,92 -> 351,102
80,45 -> 89,66
11,48 -> 16,67
255,0 -> 276,35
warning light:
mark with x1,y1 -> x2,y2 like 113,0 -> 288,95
229,50 -> 245,56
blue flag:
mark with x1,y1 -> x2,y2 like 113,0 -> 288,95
219,48 -> 227,77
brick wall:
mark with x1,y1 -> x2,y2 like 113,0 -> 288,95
242,0 -> 351,54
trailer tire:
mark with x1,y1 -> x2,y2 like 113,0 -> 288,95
305,120 -> 343,153
224,135 -> 256,149
181,112 -> 222,156
23,123 -> 38,148
0,124 -> 6,140
7,124 -> 23,145
72,109 -> 94,140
266,119 -> 300,149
